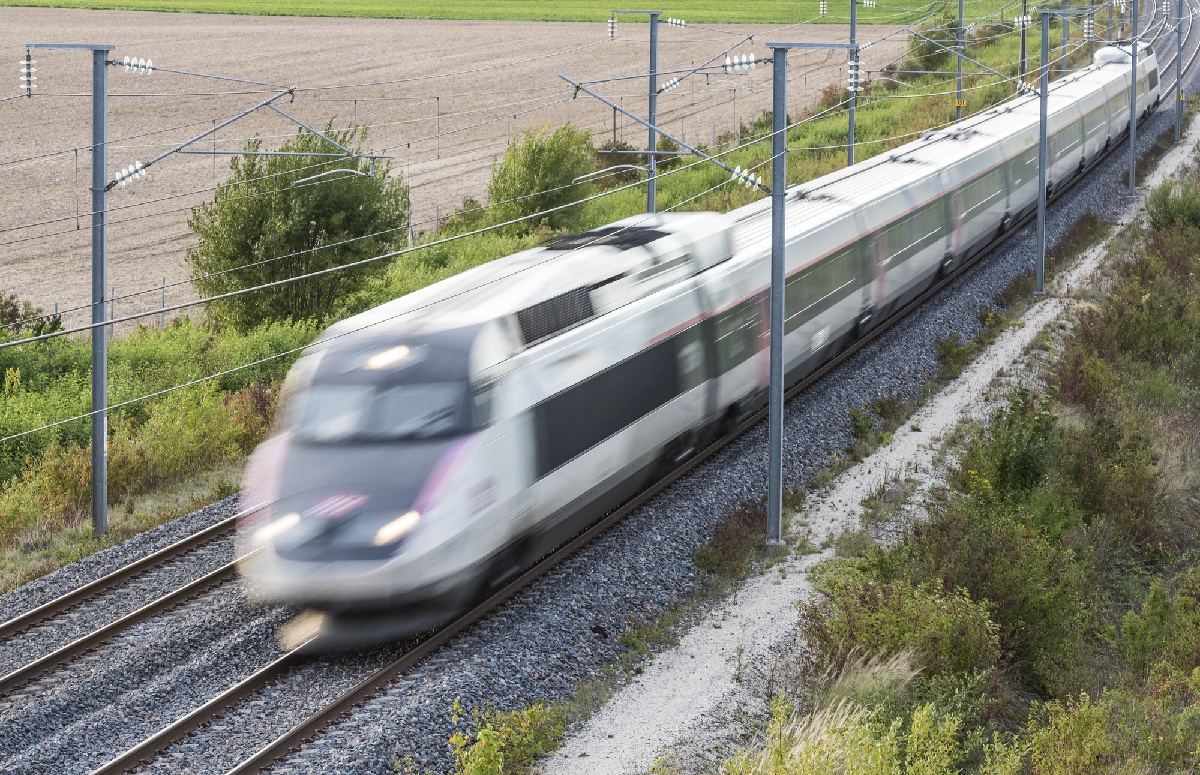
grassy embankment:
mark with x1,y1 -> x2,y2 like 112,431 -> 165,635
0,17 -> 1050,589
0,0 -> 1015,24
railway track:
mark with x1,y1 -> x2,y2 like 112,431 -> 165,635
0,510 -> 250,696
1,6 -> 1195,773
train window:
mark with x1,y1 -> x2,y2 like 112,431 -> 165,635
1149,68 -> 1158,90
962,170 -> 1003,218
290,385 -> 373,442
372,384 -> 469,438
472,383 -> 495,427
290,382 -> 472,442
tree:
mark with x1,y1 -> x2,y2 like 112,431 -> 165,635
486,124 -> 596,234
187,125 -> 410,332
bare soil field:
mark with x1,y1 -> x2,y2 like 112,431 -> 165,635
0,8 -> 906,328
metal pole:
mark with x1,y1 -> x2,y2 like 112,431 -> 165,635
1109,0 -> 1114,40
1021,0 -> 1029,83
1062,0 -> 1069,76
767,46 -> 787,546
1177,0 -> 1183,143
91,48 -> 109,535
1090,0 -> 1096,59
1037,12 -> 1049,297
957,0 -> 964,121
648,11 -> 660,213
1129,0 -> 1138,194
848,0 -> 857,165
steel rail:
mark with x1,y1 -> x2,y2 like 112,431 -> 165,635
0,510 -> 249,643
86,6 -> 1200,770
0,559 -> 239,694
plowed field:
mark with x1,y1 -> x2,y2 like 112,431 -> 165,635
0,8 -> 905,327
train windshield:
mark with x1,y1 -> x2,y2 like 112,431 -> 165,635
289,382 -> 471,442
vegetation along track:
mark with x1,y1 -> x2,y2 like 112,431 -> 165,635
0,2 -> 1194,771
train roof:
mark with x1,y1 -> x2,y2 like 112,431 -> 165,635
320,211 -> 732,348
729,50 -> 1140,256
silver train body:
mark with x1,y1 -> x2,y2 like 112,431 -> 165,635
237,46 -> 1159,640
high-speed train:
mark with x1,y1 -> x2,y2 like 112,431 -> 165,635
237,44 -> 1159,646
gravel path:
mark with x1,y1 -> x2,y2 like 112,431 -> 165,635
1,8 -> 1194,773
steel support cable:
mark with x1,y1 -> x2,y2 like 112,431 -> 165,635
0,90 -> 577,241
293,41 -> 608,94
0,154 -> 355,239
0,108 -> 279,171
0,151 -> 768,447
0,124 -> 784,354
141,91 -> 573,151
2,128 -> 658,333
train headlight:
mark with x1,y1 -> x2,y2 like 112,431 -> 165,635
373,510 -> 421,546
253,512 -> 300,544
365,345 -> 410,370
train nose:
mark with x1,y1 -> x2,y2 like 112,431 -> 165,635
250,485 -> 423,562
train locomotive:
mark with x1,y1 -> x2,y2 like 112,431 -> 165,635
237,44 -> 1159,648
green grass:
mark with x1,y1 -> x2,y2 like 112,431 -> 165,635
0,0 -> 1019,24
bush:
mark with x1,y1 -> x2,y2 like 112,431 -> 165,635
695,499 -> 767,580
907,12 -> 959,73
1146,172 -> 1200,231
1028,694 -> 1116,775
486,124 -> 596,234
187,124 -> 410,332
449,701 -> 567,775
800,572 -> 1001,678
903,497 -> 1092,694
1121,577 -> 1200,678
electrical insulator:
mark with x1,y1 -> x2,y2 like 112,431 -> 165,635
660,76 -> 681,93
848,59 -> 863,92
730,165 -> 762,189
122,55 -> 153,75
1014,14 -> 1032,26
1085,17 -> 1095,39
860,1 -> 877,7
608,17 -> 616,40
20,51 -> 36,97
665,17 -> 686,27
115,160 -> 147,187
724,53 -> 757,73
820,0 -> 828,13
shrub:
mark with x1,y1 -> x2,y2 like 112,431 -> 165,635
486,124 -> 596,235
696,499 -> 767,580
800,572 -> 1001,678
187,124 -> 410,331
1027,694 -> 1116,775
903,499 -> 1093,694
985,388 -> 1058,499
848,406 -> 874,440
1121,578 -> 1200,677
449,700 -> 567,775
1145,171 -> 1200,231
907,12 -> 959,73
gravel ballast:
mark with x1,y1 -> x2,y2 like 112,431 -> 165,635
1,12 -> 1194,773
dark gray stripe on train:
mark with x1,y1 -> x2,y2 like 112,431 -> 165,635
533,329 -> 702,480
